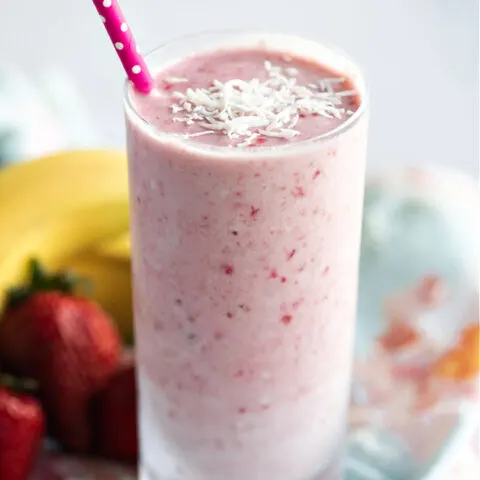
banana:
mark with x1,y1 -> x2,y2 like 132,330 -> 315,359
0,150 -> 132,337
59,251 -> 133,344
0,199 -> 129,309
94,230 -> 131,262
0,150 -> 129,259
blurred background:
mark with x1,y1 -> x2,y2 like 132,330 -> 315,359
0,0 -> 478,174
0,1 -> 478,479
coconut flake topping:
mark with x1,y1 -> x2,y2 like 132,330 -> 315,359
169,60 -> 358,147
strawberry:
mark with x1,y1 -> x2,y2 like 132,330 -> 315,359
0,308 -> 37,376
0,387 -> 45,480
0,259 -> 78,376
90,353 -> 138,463
33,292 -> 121,452
0,260 -> 121,453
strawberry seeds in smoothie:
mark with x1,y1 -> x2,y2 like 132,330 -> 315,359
125,33 -> 368,480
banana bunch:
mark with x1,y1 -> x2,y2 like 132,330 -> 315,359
0,150 -> 134,343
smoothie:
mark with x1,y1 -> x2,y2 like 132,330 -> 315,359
125,33 -> 368,480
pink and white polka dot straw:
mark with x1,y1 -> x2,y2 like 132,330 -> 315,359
92,0 -> 153,94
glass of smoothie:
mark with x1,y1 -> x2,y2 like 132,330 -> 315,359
124,31 -> 368,480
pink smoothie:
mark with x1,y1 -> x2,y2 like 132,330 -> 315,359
125,34 -> 368,480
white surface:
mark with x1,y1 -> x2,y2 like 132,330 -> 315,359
0,0 -> 478,175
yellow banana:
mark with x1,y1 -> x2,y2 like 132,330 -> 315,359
0,199 -> 129,309
0,150 -> 129,259
59,251 -> 133,344
94,230 -> 131,262
0,149 -> 134,340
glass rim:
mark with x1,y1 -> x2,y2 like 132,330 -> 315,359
124,29 -> 369,157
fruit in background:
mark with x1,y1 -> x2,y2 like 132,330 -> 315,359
434,323 -> 480,381
36,291 -> 121,453
94,230 -> 131,262
68,230 -> 134,343
0,149 -> 129,310
59,251 -> 133,344
0,387 -> 45,480
378,319 -> 420,352
0,149 -> 128,237
90,352 -> 138,463
0,260 -> 78,376
0,201 -> 129,311
0,261 -> 122,453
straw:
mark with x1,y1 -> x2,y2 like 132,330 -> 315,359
92,0 -> 153,94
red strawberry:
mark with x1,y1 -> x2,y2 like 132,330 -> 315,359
90,353 -> 138,463
0,387 -> 45,480
32,292 -> 121,452
0,260 -> 121,452
0,259 -> 78,377
0,308 -> 37,376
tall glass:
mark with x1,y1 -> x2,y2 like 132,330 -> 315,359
124,32 -> 368,480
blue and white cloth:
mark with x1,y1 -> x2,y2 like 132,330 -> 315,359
0,67 -> 97,167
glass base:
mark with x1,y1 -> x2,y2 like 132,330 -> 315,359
140,458 -> 342,480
